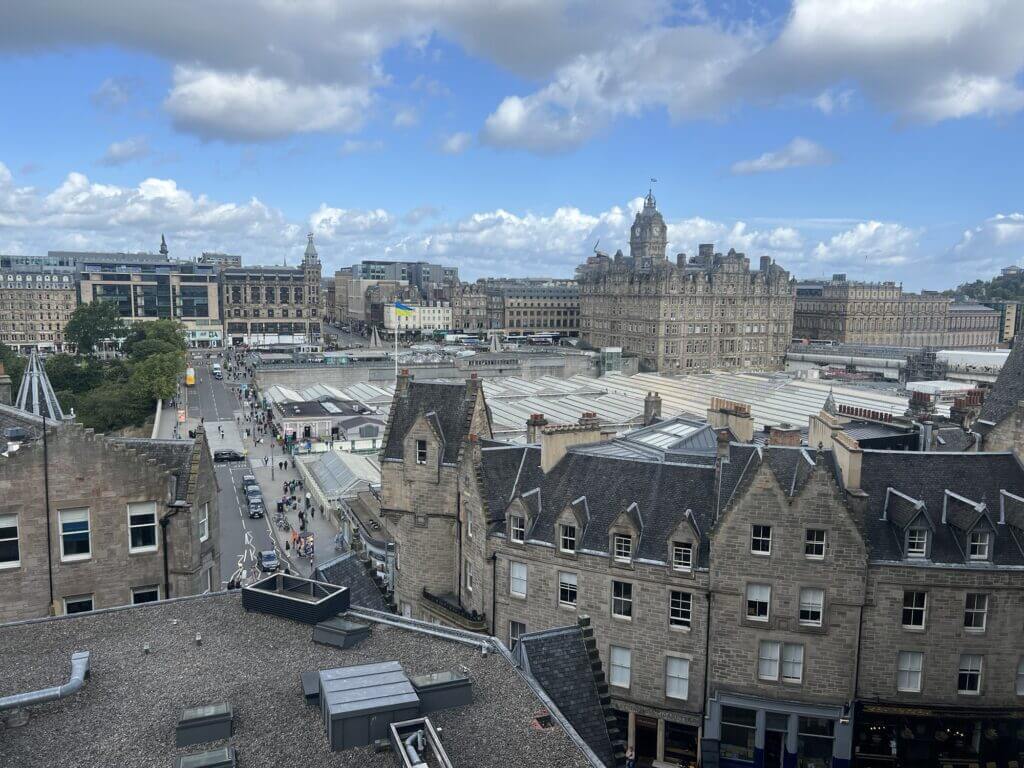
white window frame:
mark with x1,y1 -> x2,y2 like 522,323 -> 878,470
199,501 -> 209,543
131,585 -> 161,605
901,591 -> 927,629
782,643 -> 804,684
670,590 -> 692,629
751,524 -> 772,555
611,580 -> 633,620
665,656 -> 690,700
804,529 -> 826,559
127,501 -> 158,554
415,439 -> 428,465
897,651 -> 923,693
963,593 -> 988,632
609,645 -> 631,688
558,571 -> 577,607
0,513 -> 20,569
509,620 -> 526,649
968,530 -> 990,560
672,541 -> 693,571
746,583 -> 771,622
509,561 -> 527,598
59,508 -> 92,562
758,640 -> 780,681
465,558 -> 474,593
905,528 -> 928,558
613,533 -> 633,562
63,594 -> 94,615
509,514 -> 525,544
559,523 -> 577,553
957,654 -> 982,695
799,587 -> 824,627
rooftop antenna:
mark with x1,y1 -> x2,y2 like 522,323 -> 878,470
593,239 -> 600,254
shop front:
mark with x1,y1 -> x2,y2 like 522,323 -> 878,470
703,693 -> 852,768
854,703 -> 1024,768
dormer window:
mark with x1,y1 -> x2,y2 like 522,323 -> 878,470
672,541 -> 693,571
906,528 -> 928,558
415,440 -> 427,465
968,531 -> 990,560
509,515 -> 525,544
559,523 -> 577,553
613,534 -> 633,562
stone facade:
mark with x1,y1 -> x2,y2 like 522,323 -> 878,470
450,283 -> 488,332
0,413 -> 219,622
0,266 -> 77,352
474,279 -> 581,336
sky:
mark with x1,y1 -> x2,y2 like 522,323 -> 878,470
0,1 -> 1022,288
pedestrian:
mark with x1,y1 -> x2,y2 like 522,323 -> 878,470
263,455 -> 269,467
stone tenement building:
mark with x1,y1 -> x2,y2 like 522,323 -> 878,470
794,274 -> 1001,349
578,192 -> 795,372
483,279 -> 581,337
379,371 -> 1024,768
0,354 -> 219,622
0,259 -> 77,352
220,233 -> 322,346
450,281 -> 488,333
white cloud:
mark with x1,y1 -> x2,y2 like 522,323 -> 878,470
99,136 -> 150,166
165,66 -> 372,141
812,88 -> 853,115
90,77 -> 135,111
952,213 -> 1024,274
730,138 -> 833,175
811,221 -> 921,266
309,203 -> 393,239
339,139 -> 384,155
440,131 -> 472,155
393,107 -> 419,128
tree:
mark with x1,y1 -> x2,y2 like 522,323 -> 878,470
0,343 -> 26,393
129,351 -> 183,402
45,354 -> 103,394
64,301 -> 126,354
123,319 -> 187,358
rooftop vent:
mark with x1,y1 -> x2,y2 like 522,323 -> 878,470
176,747 -> 237,768
319,661 -> 421,752
390,717 -> 454,768
242,573 -> 349,624
175,703 -> 233,747
410,671 -> 472,714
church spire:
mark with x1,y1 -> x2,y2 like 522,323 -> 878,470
159,234 -> 168,257
304,232 -> 318,262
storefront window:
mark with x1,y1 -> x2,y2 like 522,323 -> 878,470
797,717 -> 834,768
720,706 -> 757,762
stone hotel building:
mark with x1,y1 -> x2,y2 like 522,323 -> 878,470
578,193 -> 795,372
377,358 -> 1024,768
0,256 -> 77,352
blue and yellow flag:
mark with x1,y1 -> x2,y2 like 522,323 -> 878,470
394,301 -> 414,317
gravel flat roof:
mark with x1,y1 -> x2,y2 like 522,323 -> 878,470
0,592 -> 592,768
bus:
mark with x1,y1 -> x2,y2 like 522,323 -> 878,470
185,367 -> 196,386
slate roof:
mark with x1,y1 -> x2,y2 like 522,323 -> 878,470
516,626 -> 617,768
932,427 -> 975,452
976,338 -> 1024,432
316,552 -> 390,612
0,403 -> 44,445
858,450 -> 1024,565
570,416 -> 717,463
480,443 -> 543,525
762,446 -> 817,497
109,437 -> 196,501
383,380 -> 476,464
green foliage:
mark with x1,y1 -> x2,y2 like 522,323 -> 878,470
44,354 -> 103,394
64,301 -> 127,354
129,352 -> 182,402
123,319 -> 187,358
0,342 -> 26,393
951,273 -> 1024,302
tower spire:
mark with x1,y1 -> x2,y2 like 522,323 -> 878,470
304,232 -> 318,261
159,234 -> 168,257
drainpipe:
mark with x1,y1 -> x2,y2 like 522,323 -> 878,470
0,651 -> 90,711
161,501 -> 191,598
42,416 -> 55,613
489,553 -> 497,636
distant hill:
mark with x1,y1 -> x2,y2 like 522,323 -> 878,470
946,271 -> 1024,302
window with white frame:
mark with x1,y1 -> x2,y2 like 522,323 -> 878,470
751,524 -> 772,554
63,594 -> 94,614
905,528 -> 928,557
415,439 -> 427,464
901,591 -> 927,629
665,656 -> 689,699
609,645 -> 631,688
782,644 -> 804,683
205,566 -> 213,593
0,513 -> 20,568
59,508 -> 91,561
560,523 -> 577,553
509,620 -> 526,650
558,572 -> 577,607
758,640 -> 780,680
964,593 -> 988,631
799,588 -> 824,627
746,583 -> 770,621
957,654 -> 982,694
466,510 -> 473,538
131,586 -> 160,604
613,533 -> 632,562
128,501 -> 158,553
612,580 -> 633,619
509,515 -> 525,544
670,590 -> 692,628
672,541 -> 693,570
968,530 -> 990,560
199,502 -> 209,542
897,651 -> 923,692
804,529 -> 826,559
465,558 -> 474,592
509,561 -> 527,597
1017,658 -> 1024,696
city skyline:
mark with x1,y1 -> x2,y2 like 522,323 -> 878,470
0,2 -> 1022,285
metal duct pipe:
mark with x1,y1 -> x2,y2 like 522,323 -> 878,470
0,651 -> 90,711
404,730 -> 427,767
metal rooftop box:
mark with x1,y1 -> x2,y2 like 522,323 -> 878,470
319,661 -> 420,751
175,703 -> 233,747
175,747 -> 237,768
241,573 -> 349,624
410,670 -> 473,713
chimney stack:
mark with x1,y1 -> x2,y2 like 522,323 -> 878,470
768,423 -> 802,447
832,432 -> 863,492
0,363 -> 11,406
643,392 -> 662,426
578,411 -> 599,428
396,368 -> 411,397
527,413 -> 548,444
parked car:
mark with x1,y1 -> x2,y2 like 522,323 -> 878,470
257,550 -> 279,572
248,500 -> 265,519
213,449 -> 245,463
241,474 -> 258,492
245,487 -> 263,505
